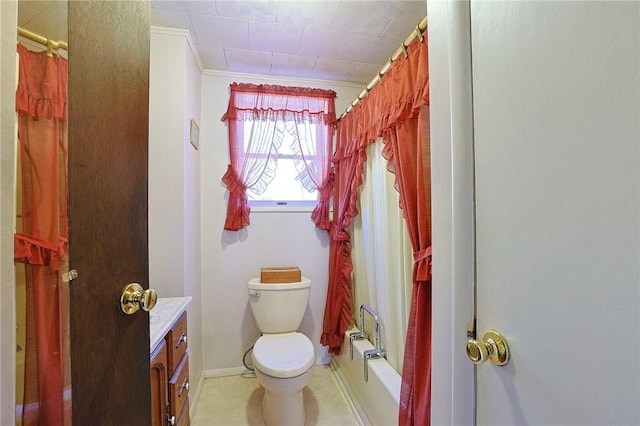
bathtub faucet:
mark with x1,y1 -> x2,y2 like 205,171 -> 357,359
360,304 -> 382,351
359,304 -> 386,382
363,347 -> 387,382
348,329 -> 365,360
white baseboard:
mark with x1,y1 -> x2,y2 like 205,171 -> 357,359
331,358 -> 371,425
330,358 -> 368,426
189,370 -> 206,419
204,357 -> 331,379
204,366 -> 252,378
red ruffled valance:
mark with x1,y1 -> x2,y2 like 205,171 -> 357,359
221,83 -> 337,124
225,82 -> 336,98
335,39 -> 429,160
14,232 -> 68,272
15,43 -> 68,120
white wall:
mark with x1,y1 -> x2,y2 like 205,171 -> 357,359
200,71 -> 362,372
428,1 -> 476,425
0,2 -> 18,424
181,28 -> 204,401
149,28 -> 203,391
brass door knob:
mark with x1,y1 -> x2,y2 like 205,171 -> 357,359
466,330 -> 510,366
120,283 -> 157,315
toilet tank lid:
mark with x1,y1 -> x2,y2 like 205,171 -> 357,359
248,277 -> 311,290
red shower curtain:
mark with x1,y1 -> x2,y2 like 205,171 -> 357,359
14,43 -> 70,426
321,34 -> 431,425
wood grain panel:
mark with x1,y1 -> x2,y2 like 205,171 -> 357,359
68,2 -> 151,424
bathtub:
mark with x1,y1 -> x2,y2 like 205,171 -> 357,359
15,349 -> 71,425
331,326 -> 401,425
15,349 -> 24,425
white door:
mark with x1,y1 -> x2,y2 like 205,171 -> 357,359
470,1 -> 639,425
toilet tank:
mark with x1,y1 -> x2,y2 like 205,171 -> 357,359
248,277 -> 311,333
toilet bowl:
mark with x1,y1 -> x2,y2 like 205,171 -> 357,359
252,332 -> 315,425
248,278 -> 315,425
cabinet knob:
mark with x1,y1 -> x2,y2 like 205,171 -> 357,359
167,415 -> 176,425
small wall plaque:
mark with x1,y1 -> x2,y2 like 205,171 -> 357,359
190,119 -> 199,150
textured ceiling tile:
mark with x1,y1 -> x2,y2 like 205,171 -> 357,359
183,0 -> 218,15
17,2 -> 48,26
249,21 -> 303,54
151,1 -> 190,12
353,62 -> 381,85
225,48 -> 273,75
214,0 -> 279,23
191,14 -> 249,49
347,35 -> 401,64
197,45 -> 228,71
19,1 -> 67,41
276,1 -> 339,28
298,27 -> 353,59
382,1 -> 427,40
330,0 -> 402,37
271,52 -> 316,77
313,57 -> 360,82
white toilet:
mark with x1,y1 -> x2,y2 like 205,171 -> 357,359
248,277 -> 315,426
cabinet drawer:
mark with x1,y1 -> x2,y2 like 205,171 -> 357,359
167,312 -> 188,372
175,397 -> 190,426
169,354 -> 189,422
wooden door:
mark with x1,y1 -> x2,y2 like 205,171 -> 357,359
68,2 -> 151,425
471,1 -> 639,424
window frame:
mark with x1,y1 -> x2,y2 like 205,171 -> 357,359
242,119 -> 321,210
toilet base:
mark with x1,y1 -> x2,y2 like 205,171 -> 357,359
263,387 -> 305,426
255,367 -> 313,426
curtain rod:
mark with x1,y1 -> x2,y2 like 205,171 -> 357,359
17,26 -> 68,56
338,16 -> 428,121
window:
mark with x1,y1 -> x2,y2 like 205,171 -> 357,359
221,83 -> 336,231
245,120 -> 318,208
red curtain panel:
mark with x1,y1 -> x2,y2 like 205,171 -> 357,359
321,36 -> 431,425
15,43 -> 71,426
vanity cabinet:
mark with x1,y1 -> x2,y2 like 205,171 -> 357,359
167,313 -> 190,426
151,309 -> 190,426
151,340 -> 169,425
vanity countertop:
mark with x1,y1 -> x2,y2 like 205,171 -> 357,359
149,297 -> 191,352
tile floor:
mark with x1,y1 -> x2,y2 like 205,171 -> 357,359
191,365 -> 362,426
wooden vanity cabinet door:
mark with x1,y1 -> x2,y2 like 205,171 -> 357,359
150,339 -> 169,426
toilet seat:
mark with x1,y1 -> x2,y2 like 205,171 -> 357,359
253,332 -> 315,378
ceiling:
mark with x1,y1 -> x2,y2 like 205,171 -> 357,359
17,1 -> 427,85
150,0 -> 427,84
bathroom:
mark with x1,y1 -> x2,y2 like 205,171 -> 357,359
6,0 -> 424,424
2,1 -> 639,426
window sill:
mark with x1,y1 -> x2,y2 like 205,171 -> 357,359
249,205 -> 315,213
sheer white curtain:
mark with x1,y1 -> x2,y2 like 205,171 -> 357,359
350,139 -> 413,373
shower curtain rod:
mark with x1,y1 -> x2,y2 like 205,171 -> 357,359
17,26 -> 68,56
338,16 -> 428,121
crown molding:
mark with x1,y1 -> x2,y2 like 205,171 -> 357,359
150,26 -> 203,73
